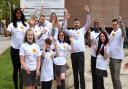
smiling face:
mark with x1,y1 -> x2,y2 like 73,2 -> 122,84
58,32 -> 65,41
50,13 -> 57,23
112,21 -> 119,30
100,33 -> 106,43
16,10 -> 22,20
39,15 -> 45,25
27,30 -> 34,44
74,20 -> 81,30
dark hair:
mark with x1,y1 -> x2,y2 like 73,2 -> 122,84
112,19 -> 119,24
96,31 -> 109,56
24,28 -> 36,43
12,8 -> 27,28
58,30 -> 67,43
74,18 -> 79,21
39,15 -> 45,19
45,38 -> 52,45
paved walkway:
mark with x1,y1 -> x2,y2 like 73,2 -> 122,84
0,35 -> 10,55
0,35 -> 128,89
65,47 -> 128,89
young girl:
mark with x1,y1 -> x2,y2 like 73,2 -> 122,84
40,38 -> 55,89
20,29 -> 41,89
54,31 -> 71,89
95,31 -> 110,89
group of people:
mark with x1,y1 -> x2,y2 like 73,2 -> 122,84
3,4 -> 128,89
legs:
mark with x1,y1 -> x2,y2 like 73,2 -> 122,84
91,56 -> 97,89
11,47 -> 22,89
96,75 -> 104,89
41,81 -> 52,89
109,59 -> 122,89
71,53 -> 79,89
71,52 -> 85,89
55,65 -> 66,89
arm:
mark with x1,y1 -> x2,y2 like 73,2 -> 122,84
104,44 -> 110,60
118,16 -> 126,38
3,23 -> 11,37
62,8 -> 71,36
86,29 -> 91,47
82,5 -> 91,33
20,55 -> 31,74
36,56 -> 41,77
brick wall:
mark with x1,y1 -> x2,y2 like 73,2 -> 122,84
65,0 -> 128,27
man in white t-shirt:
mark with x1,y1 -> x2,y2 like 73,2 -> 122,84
89,19 -> 101,89
63,5 -> 91,89
109,16 -> 126,89
34,15 -> 52,49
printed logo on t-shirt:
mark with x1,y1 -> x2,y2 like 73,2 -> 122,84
77,32 -> 80,37
32,48 -> 37,54
111,32 -> 115,39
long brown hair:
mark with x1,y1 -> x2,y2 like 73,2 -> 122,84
50,12 -> 61,30
24,28 -> 36,43
96,31 -> 109,56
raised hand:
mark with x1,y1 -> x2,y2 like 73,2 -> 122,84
117,16 -> 123,23
64,8 -> 71,20
84,4 -> 89,13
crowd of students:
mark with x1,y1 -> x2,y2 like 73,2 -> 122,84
3,4 -> 128,89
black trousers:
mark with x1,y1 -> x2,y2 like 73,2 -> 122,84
41,81 -> 52,89
96,75 -> 105,89
11,47 -> 22,89
71,52 -> 85,89
91,55 -> 97,89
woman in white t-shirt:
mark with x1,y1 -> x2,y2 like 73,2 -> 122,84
49,12 -> 62,40
54,31 -> 71,89
3,8 -> 29,89
20,29 -> 41,89
95,31 -> 110,89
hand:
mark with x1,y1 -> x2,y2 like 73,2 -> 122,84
36,70 -> 40,77
69,36 -> 74,43
29,19 -> 36,26
84,4 -> 89,13
123,63 -> 128,70
64,8 -> 71,20
101,24 -> 106,30
26,69 -> 31,75
117,16 -> 123,23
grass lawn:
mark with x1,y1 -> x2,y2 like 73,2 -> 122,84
0,48 -> 14,89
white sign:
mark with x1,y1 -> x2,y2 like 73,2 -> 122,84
20,0 -> 65,20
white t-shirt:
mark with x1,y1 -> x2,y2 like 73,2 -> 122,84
65,28 -> 87,52
40,50 -> 55,81
7,21 -> 29,49
34,24 -> 50,49
64,14 -> 91,52
20,43 -> 41,71
53,41 -> 71,65
90,31 -> 99,57
96,45 -> 110,70
109,28 -> 124,59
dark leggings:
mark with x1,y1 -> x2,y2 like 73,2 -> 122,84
41,80 -> 52,89
11,47 -> 22,89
